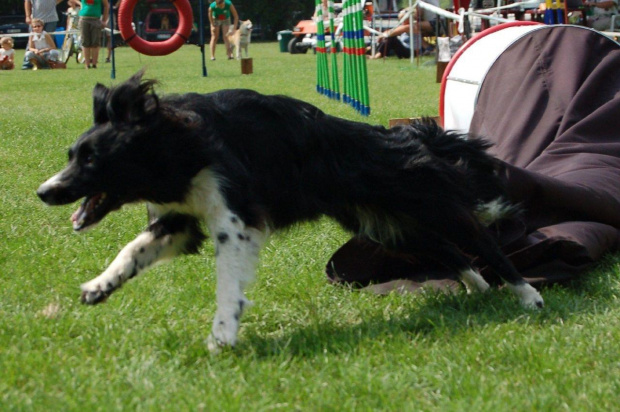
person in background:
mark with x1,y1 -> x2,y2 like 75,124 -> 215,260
208,0 -> 239,60
584,0 -> 618,30
22,0 -> 65,69
76,0 -> 110,69
414,0 -> 440,38
369,21 -> 420,59
25,0 -> 64,32
24,18 -> 61,69
369,5 -> 438,59
0,37 -> 16,70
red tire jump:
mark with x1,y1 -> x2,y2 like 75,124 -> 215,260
118,0 -> 193,56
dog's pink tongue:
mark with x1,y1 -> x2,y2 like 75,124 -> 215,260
71,205 -> 86,228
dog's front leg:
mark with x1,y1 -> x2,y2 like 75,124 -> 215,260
81,213 -> 205,304
206,213 -> 267,352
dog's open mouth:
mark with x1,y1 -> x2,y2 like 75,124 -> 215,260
71,193 -> 120,231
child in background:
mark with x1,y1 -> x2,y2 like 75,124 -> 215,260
24,18 -> 61,69
0,37 -> 15,70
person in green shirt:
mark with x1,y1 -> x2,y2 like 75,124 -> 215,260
72,0 -> 109,69
208,0 -> 239,60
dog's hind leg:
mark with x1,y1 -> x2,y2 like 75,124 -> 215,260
472,240 -> 543,309
80,213 -> 206,304
424,243 -> 491,294
205,210 -> 268,352
386,231 -> 491,294
452,225 -> 544,309
459,267 -> 490,294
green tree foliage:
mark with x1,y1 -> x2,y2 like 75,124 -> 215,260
1,0 -> 25,16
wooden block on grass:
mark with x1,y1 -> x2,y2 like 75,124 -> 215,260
436,61 -> 449,83
241,58 -> 253,75
388,116 -> 442,128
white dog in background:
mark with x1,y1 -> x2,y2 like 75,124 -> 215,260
228,20 -> 252,60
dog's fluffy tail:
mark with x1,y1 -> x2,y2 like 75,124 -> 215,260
400,119 -> 508,204
475,197 -> 520,225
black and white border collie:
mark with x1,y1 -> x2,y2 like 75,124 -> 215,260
37,72 -> 543,351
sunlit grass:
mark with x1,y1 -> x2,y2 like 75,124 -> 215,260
1,43 -> 619,411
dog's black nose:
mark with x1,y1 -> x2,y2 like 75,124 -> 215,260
37,173 -> 69,205
37,179 -> 65,205
37,185 -> 53,204
37,176 -> 80,206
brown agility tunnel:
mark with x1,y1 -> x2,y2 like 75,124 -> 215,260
327,24 -> 620,293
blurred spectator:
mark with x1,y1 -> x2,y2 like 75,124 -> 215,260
0,37 -> 15,70
22,0 -> 65,69
24,18 -> 61,69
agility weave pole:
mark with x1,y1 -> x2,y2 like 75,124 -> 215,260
319,0 -> 537,115
314,0 -> 369,114
328,0 -> 341,101
315,0 -> 332,97
342,0 -> 370,115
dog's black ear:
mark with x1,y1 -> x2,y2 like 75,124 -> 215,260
106,71 -> 160,126
93,82 -> 111,124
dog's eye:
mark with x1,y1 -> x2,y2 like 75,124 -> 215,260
79,149 -> 96,166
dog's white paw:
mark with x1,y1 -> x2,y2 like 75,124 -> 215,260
80,278 -> 118,305
207,299 -> 250,352
207,314 -> 240,353
206,332 -> 233,354
509,282 -> 544,309
521,293 -> 544,309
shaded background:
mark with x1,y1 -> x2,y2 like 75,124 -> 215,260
0,0 -> 317,41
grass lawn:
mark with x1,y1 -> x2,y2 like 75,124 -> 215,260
1,42 -> 620,411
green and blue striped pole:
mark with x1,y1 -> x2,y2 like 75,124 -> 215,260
324,0 -> 369,115
315,0 -> 331,97
351,0 -> 362,113
345,0 -> 369,115
342,0 -> 356,106
328,0 -> 340,100
353,0 -> 369,115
